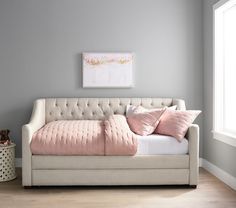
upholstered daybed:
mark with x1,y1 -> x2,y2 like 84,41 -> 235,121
22,98 -> 199,187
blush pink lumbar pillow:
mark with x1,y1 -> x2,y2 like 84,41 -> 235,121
127,106 -> 167,136
155,109 -> 201,142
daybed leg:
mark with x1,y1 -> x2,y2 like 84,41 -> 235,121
189,185 -> 197,188
24,186 -> 32,189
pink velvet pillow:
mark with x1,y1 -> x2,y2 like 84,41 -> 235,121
127,106 -> 166,136
155,109 -> 201,142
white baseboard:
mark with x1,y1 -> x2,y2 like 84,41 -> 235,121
15,157 -> 236,190
201,158 -> 236,190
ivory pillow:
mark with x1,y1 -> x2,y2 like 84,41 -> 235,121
126,106 -> 166,136
154,109 -> 201,141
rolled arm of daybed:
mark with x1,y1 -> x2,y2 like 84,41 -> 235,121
186,124 -> 199,186
22,99 -> 45,186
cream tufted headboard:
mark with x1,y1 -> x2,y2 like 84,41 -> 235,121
43,98 -> 186,123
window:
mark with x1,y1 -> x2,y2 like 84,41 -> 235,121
213,0 -> 236,147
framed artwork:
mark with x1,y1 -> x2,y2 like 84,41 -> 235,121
82,53 -> 133,88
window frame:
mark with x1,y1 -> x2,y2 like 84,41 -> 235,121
212,0 -> 236,147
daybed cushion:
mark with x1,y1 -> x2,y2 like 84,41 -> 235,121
31,120 -> 105,155
136,134 -> 188,155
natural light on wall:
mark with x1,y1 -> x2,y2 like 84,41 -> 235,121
213,0 -> 236,147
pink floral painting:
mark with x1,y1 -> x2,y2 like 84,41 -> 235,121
83,53 -> 133,88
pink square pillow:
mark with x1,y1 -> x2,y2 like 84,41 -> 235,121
127,106 -> 166,136
155,109 -> 201,142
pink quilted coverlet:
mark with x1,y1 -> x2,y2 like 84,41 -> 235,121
31,120 -> 105,155
104,115 -> 137,155
31,115 -> 137,156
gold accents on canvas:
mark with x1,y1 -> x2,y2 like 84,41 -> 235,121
84,57 -> 132,67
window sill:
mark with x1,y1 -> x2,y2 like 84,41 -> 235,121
212,131 -> 236,147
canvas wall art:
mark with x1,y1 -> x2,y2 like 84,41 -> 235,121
82,53 -> 133,88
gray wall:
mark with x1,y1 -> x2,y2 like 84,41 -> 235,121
203,0 -> 236,177
0,0 -> 203,157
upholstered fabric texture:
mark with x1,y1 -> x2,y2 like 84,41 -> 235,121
45,98 -> 176,123
22,99 -> 45,186
155,109 -> 201,141
32,169 -> 189,186
32,155 -> 189,169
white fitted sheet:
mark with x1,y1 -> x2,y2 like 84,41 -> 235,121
136,134 -> 188,155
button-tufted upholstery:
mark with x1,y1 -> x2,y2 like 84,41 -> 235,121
45,98 -> 186,123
